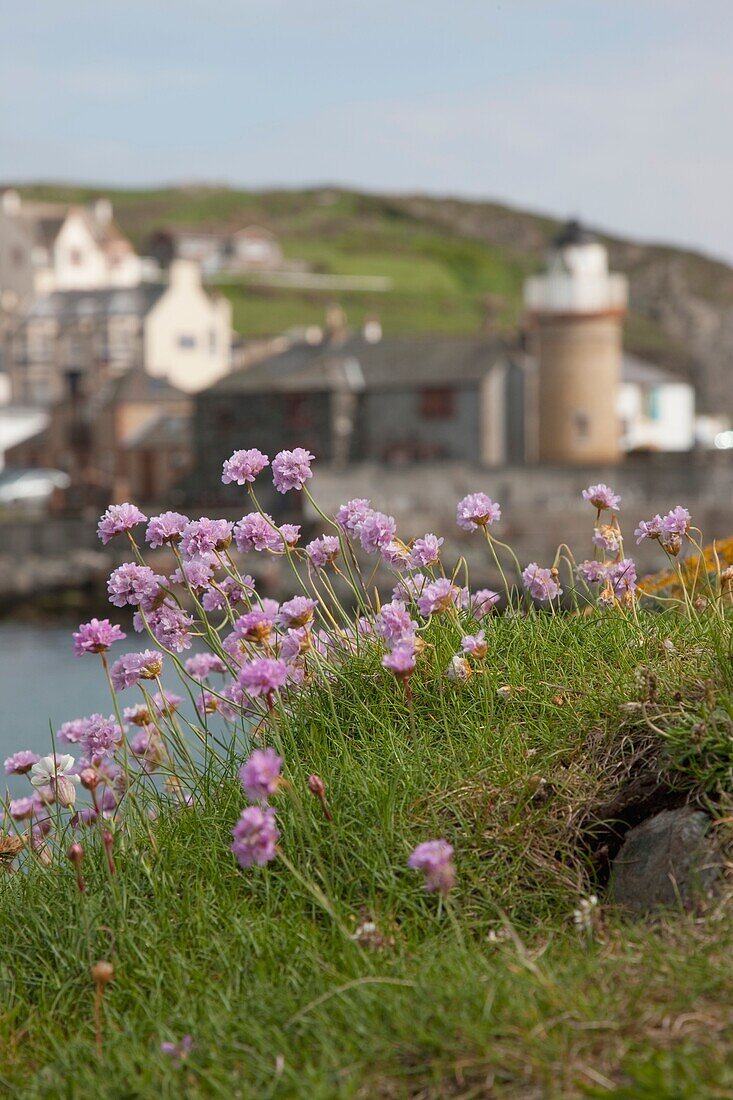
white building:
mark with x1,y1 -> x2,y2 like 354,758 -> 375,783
0,190 -> 145,309
148,224 -> 283,276
618,354 -> 696,453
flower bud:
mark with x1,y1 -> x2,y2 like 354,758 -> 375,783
67,841 -> 86,892
67,842 -> 84,866
307,774 -> 326,798
53,774 -> 77,809
80,768 -> 99,791
307,773 -> 333,822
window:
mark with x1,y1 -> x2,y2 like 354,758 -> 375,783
69,249 -> 83,266
643,388 -> 661,421
208,329 -> 217,355
574,411 -> 590,441
284,394 -> 311,432
178,334 -> 197,349
420,387 -> 455,420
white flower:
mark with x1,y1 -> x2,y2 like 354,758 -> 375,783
445,655 -> 471,683
30,754 -> 80,807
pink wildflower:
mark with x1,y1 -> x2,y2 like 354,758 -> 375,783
10,795 -> 40,821
592,525 -> 622,553
359,510 -> 397,554
201,574 -> 254,612
107,563 -> 164,608
408,839 -> 455,894
382,642 -> 417,679
237,657 -> 289,698
97,502 -> 147,545
4,750 -> 40,775
577,560 -> 608,584
417,578 -> 459,617
145,511 -> 189,548
231,805 -> 280,867
335,498 -> 371,535
582,484 -> 621,511
461,630 -> 487,658
522,563 -> 562,602
170,554 -> 216,591
306,535 -> 340,568
662,506 -> 692,538
408,533 -> 444,568
239,747 -> 283,802
271,447 -> 315,493
634,515 -> 663,544
374,600 -> 417,647
279,524 -> 301,548
277,596 -> 317,629
137,603 -> 193,652
456,492 -> 501,531
465,588 -> 500,620
222,448 -> 269,485
110,649 -> 164,691
180,518 -> 232,558
57,718 -> 88,744
80,714 -> 122,761
185,653 -> 228,681
73,618 -> 126,656
233,512 -> 282,553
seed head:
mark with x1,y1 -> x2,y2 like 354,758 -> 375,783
91,960 -> 114,985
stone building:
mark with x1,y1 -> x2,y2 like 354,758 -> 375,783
5,260 -> 233,406
192,332 -> 530,507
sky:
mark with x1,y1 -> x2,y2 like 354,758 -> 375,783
2,1 -> 733,260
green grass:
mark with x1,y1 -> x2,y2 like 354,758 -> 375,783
1,610 -> 732,1097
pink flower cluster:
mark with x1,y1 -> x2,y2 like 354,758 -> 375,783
3,446 -> 703,884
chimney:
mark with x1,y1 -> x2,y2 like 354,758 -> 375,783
169,259 -> 201,289
325,302 -> 347,339
1,189 -> 21,216
362,316 -> 382,344
94,198 -> 113,226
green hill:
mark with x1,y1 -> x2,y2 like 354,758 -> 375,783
14,184 -> 733,416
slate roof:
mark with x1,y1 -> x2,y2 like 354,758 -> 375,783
621,353 -> 686,386
19,285 -> 166,325
123,413 -> 191,449
207,335 -> 510,395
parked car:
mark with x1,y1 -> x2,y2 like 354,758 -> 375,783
0,468 -> 71,509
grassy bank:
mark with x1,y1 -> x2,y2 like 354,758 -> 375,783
1,610 -> 731,1098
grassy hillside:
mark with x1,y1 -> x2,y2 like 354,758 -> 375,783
1,610 -> 732,1097
11,184 -> 688,356
18,182 -> 733,412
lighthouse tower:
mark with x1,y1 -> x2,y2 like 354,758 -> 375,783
523,220 -> 628,464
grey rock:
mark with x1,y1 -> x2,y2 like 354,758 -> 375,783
609,807 -> 724,914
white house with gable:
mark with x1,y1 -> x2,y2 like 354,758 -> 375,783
0,190 -> 146,310
144,260 -> 233,393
